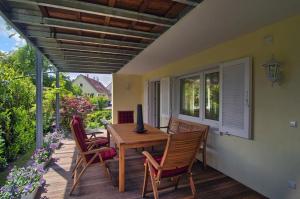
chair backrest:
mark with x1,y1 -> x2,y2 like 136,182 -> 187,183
72,115 -> 88,139
118,111 -> 134,124
167,117 -> 209,148
159,130 -> 205,173
70,117 -> 88,153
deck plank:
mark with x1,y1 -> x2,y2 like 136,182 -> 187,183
39,139 -> 267,199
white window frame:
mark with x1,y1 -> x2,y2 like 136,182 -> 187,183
178,72 -> 202,123
202,69 -> 220,127
177,68 -> 220,128
174,57 -> 252,139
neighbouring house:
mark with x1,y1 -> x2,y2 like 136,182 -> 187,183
73,74 -> 110,98
106,82 -> 112,94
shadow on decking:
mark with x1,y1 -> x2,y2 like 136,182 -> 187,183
38,139 -> 267,199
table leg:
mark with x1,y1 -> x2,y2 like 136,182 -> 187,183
119,145 -> 125,192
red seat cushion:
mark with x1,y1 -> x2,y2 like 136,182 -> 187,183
100,147 -> 117,161
86,147 -> 117,163
145,156 -> 188,178
91,137 -> 109,147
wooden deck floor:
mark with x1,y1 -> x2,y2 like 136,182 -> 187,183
39,138 -> 267,199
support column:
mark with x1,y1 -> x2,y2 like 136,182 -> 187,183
55,69 -> 60,130
35,50 -> 43,148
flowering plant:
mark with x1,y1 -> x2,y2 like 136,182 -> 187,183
0,165 -> 45,199
32,148 -> 51,164
43,131 -> 63,151
60,96 -> 94,130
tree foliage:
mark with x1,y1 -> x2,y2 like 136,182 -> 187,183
0,44 -> 82,169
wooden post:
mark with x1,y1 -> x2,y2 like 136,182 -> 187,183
35,50 -> 43,148
55,69 -> 60,130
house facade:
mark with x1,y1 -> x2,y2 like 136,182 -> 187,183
112,15 -> 300,199
73,74 -> 110,98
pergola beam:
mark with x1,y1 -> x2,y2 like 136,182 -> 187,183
11,11 -> 159,40
43,50 -> 133,61
172,0 -> 203,6
7,0 -> 176,27
58,67 -> 117,74
56,62 -> 123,68
52,57 -> 127,63
37,42 -> 139,56
53,59 -> 125,68
27,30 -> 147,49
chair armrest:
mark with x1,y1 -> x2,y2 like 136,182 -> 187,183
82,147 -> 110,155
156,126 -> 168,129
142,151 -> 161,170
85,129 -> 104,135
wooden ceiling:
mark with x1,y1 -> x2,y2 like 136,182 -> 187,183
0,0 -> 202,73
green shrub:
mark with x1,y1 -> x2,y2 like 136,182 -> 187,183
86,110 -> 112,128
89,96 -> 110,110
0,64 -> 35,163
0,134 -> 7,170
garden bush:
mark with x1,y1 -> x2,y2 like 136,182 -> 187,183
60,96 -> 94,131
0,63 -> 35,162
0,134 -> 7,170
86,110 -> 112,128
89,96 -> 110,110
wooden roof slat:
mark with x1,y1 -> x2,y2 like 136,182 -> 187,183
27,30 -> 147,49
173,0 -> 203,7
43,50 -> 133,61
58,67 -> 118,73
55,60 -> 125,67
37,42 -> 139,56
49,56 -> 128,64
59,64 -> 122,69
11,11 -> 160,40
7,0 -> 177,27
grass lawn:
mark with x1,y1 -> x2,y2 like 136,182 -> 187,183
0,145 -> 35,186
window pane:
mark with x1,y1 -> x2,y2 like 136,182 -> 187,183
180,76 -> 200,117
205,72 -> 220,121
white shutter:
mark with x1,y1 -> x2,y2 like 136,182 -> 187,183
220,57 -> 252,139
143,80 -> 149,124
160,77 -> 171,127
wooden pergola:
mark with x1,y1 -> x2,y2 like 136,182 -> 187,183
0,0 -> 201,73
0,0 -> 201,148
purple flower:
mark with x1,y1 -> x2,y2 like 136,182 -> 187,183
24,184 -> 32,193
50,143 -> 58,150
39,177 -> 46,185
36,164 -> 45,173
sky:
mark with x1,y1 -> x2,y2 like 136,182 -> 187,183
0,16 -> 112,86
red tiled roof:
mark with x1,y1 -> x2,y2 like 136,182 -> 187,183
82,75 -> 110,95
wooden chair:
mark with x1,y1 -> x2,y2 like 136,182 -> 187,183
118,111 -> 134,124
73,115 -> 110,148
69,117 -> 117,195
142,131 -> 205,199
158,117 -> 209,168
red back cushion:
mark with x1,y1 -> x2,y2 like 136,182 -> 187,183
73,115 -> 88,139
71,118 -> 88,152
118,111 -> 134,124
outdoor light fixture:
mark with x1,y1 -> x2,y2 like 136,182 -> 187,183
262,55 -> 281,86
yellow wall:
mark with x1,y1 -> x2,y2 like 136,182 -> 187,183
112,74 -> 143,124
112,15 -> 300,198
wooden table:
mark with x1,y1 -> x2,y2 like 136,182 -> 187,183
107,123 -> 168,192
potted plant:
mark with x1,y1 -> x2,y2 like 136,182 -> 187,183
0,165 -> 45,199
